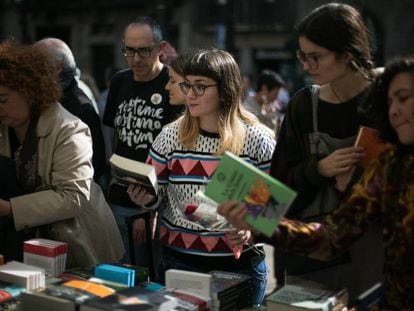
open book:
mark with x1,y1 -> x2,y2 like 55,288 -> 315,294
109,154 -> 158,196
204,151 -> 297,237
354,126 -> 391,168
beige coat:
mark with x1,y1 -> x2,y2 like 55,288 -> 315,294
0,103 -> 124,267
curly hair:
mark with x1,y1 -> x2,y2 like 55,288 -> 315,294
0,40 -> 61,115
369,56 -> 414,146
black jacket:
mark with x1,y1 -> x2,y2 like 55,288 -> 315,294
61,79 -> 107,181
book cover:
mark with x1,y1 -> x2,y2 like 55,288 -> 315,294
79,286 -> 178,311
209,270 -> 251,300
165,269 -> 212,299
20,291 -> 76,311
45,284 -> 100,305
266,278 -> 348,311
162,289 -> 210,311
354,126 -> 391,168
109,154 -> 158,196
59,266 -> 95,282
204,151 -> 297,237
62,280 -> 115,298
94,264 -> 135,287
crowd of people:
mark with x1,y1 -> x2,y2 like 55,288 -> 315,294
0,2 -> 413,309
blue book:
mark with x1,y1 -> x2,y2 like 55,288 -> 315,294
94,264 -> 135,287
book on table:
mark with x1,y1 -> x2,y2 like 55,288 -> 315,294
109,154 -> 158,196
209,270 -> 252,310
209,270 -> 251,300
19,279 -> 115,311
165,269 -> 212,299
79,286 -> 178,311
204,151 -> 297,237
265,277 -> 348,311
354,126 -> 391,168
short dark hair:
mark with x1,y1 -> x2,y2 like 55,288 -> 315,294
255,69 -> 285,92
297,3 -> 374,79
126,16 -> 163,43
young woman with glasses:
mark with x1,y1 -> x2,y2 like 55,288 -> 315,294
269,3 -> 383,302
218,55 -> 414,310
128,48 -> 275,307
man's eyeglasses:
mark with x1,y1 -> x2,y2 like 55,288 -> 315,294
179,81 -> 217,96
122,45 -> 158,58
296,49 -> 331,70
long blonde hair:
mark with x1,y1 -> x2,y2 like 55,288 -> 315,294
179,48 -> 267,156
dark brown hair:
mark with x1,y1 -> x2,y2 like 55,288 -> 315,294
370,55 -> 414,146
297,3 -> 374,79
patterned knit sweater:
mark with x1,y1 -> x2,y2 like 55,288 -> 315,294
148,120 -> 275,257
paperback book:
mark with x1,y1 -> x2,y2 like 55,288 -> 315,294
109,154 -> 158,196
204,151 -> 297,237
354,126 -> 391,168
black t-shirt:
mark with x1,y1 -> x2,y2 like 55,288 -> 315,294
317,90 -> 366,139
103,66 -> 183,162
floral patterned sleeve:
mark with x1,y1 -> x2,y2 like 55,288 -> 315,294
259,157 -> 385,260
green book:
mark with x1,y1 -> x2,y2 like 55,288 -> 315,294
204,151 -> 297,237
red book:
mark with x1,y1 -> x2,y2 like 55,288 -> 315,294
354,126 -> 391,168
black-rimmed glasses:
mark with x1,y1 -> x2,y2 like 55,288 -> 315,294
296,49 -> 331,70
179,81 -> 217,96
122,44 -> 158,58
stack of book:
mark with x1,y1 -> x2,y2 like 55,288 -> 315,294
94,264 -> 136,287
209,270 -> 252,311
0,261 -> 45,291
23,238 -> 68,276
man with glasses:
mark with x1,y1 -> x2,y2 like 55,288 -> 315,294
103,16 -> 183,268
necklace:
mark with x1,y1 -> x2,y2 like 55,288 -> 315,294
329,83 -> 344,104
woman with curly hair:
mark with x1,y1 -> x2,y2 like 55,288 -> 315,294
218,55 -> 414,310
0,41 -> 124,266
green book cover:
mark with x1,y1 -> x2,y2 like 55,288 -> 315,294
204,151 -> 297,237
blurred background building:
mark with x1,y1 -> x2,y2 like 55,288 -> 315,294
1,0 -> 413,92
